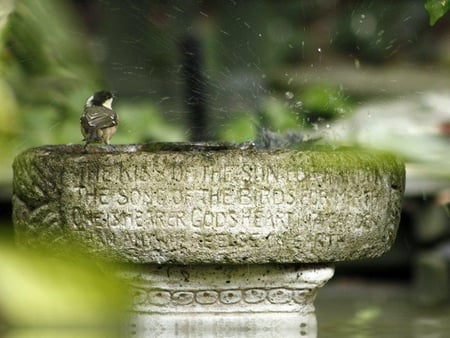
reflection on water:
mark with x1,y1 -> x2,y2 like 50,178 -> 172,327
316,280 -> 450,338
1,314 -> 316,338
130,312 -> 317,338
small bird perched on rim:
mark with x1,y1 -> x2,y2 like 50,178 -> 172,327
80,90 -> 118,148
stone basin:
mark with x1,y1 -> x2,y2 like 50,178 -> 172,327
13,142 -> 404,264
12,142 -> 404,335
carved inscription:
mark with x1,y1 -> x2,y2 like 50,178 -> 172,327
69,159 -> 307,185
61,156 -> 310,231
60,155 -> 385,234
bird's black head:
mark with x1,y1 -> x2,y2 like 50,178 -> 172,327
87,90 -> 114,107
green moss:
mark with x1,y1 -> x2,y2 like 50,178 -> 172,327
279,148 -> 405,193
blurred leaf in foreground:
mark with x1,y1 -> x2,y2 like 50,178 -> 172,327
0,242 -> 129,333
425,0 -> 450,25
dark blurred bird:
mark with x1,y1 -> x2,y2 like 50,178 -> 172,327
80,90 -> 118,148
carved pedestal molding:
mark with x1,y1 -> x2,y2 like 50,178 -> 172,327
123,264 -> 334,314
125,264 -> 333,337
12,143 -> 405,336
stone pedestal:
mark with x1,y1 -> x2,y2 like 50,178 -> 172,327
124,264 -> 334,314
12,143 -> 405,337
126,264 -> 333,337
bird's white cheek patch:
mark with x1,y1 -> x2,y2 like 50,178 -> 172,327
103,98 -> 113,110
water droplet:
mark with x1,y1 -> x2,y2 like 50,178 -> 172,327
336,107 -> 346,115
294,101 -> 303,108
285,91 -> 294,100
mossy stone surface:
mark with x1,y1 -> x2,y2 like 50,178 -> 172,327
12,143 -> 405,264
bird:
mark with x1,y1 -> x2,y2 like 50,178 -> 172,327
80,90 -> 118,148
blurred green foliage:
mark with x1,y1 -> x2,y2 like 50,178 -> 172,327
425,0 -> 450,25
114,101 -> 185,143
215,83 -> 353,143
0,0 -> 186,186
300,84 -> 352,121
261,96 -> 302,132
0,0 -> 99,183
0,241 -> 129,332
218,114 -> 256,142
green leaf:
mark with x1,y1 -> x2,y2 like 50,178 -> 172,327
425,0 -> 450,25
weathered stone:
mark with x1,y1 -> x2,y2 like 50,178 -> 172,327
122,264 -> 334,314
122,262 -> 333,334
12,143 -> 405,264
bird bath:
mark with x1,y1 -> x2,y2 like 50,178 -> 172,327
12,142 -> 404,337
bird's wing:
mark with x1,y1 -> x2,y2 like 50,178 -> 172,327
82,106 -> 118,129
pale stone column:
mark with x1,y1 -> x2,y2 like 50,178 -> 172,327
12,143 -> 405,337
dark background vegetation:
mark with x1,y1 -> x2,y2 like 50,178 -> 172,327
1,0 -> 450,293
